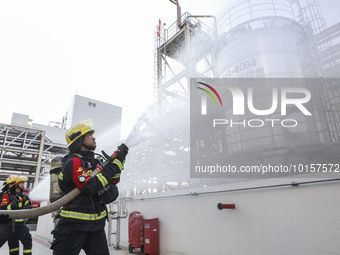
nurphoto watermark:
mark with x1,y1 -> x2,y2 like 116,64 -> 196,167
190,78 -> 340,178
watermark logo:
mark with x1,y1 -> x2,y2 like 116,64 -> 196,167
197,81 -> 311,117
190,78 -> 340,179
194,79 -> 313,129
196,82 -> 222,115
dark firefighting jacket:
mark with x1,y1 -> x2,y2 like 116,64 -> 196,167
58,150 -> 122,231
0,190 -> 32,223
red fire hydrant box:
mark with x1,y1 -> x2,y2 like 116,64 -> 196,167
144,218 -> 159,255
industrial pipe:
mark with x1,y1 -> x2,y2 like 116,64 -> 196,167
217,203 -> 236,210
107,208 -> 129,248
111,209 -> 128,219
111,198 -> 128,249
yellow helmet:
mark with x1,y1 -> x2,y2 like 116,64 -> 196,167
65,120 -> 95,151
5,175 -> 28,189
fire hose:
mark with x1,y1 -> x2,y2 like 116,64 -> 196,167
0,144 -> 127,219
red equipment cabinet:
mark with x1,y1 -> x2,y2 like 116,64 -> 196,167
144,218 -> 159,255
128,211 -> 144,253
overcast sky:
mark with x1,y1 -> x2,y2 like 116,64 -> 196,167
0,0 -> 338,139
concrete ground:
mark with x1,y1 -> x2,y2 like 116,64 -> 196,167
0,231 -> 142,255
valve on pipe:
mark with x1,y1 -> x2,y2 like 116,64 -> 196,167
217,203 -> 236,210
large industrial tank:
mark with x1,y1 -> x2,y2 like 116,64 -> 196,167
211,0 -> 335,164
215,0 -> 318,78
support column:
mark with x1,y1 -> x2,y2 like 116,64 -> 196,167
33,130 -> 46,188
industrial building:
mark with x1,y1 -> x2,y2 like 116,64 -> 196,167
66,95 -> 122,142
113,0 -> 340,254
122,0 -> 340,196
1,0 -> 340,254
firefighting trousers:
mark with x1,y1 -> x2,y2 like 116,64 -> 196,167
50,227 -> 109,255
0,223 -> 32,255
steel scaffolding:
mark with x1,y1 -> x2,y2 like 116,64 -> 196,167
122,0 -> 340,196
155,12 -> 217,115
0,123 -> 67,187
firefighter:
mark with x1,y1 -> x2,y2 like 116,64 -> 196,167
50,119 -> 128,255
0,175 -> 32,255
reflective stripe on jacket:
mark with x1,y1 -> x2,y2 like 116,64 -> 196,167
60,209 -> 107,221
58,150 -> 119,231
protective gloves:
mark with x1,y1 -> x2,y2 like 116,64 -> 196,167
10,199 -> 22,210
114,143 -> 129,163
111,143 -> 129,184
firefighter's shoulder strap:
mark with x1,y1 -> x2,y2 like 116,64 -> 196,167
65,153 -> 86,171
50,153 -> 86,204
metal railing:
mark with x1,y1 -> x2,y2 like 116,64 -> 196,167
159,12 -> 215,46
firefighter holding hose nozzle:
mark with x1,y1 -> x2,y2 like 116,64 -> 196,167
0,175 -> 33,255
50,119 -> 128,255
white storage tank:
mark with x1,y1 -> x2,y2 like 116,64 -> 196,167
214,0 -> 330,158
215,0 -> 319,78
